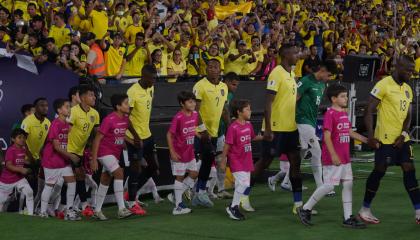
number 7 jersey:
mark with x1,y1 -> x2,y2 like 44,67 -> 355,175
370,76 -> 413,144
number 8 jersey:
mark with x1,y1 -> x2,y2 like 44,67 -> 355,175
370,76 -> 413,144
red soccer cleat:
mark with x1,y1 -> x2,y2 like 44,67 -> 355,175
56,211 -> 65,220
128,202 -> 147,216
416,217 -> 420,225
81,205 -> 94,218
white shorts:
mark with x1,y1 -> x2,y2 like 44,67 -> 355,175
44,166 -> 74,185
171,159 -> 198,176
0,178 -> 31,197
297,124 -> 319,150
323,163 -> 353,186
98,155 -> 121,173
232,171 -> 251,188
216,135 -> 225,153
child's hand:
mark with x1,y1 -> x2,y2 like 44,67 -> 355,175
331,153 -> 341,166
90,159 -> 98,172
170,150 -> 180,162
20,168 -> 30,175
69,154 -> 80,164
219,155 -> 227,172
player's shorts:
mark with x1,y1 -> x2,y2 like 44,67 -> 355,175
297,124 -> 319,150
323,163 -> 353,186
44,166 -> 74,185
171,159 -> 198,176
262,130 -> 300,159
0,178 -> 31,197
126,137 -> 155,162
232,171 -> 251,188
98,155 -> 121,173
375,142 -> 414,166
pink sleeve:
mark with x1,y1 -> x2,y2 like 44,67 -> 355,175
225,125 -> 235,145
98,117 -> 111,135
169,115 -> 179,135
47,122 -> 59,141
323,111 -> 334,132
4,148 -> 15,163
249,123 -> 256,139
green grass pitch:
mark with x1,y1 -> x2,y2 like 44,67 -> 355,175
1,146 -> 420,240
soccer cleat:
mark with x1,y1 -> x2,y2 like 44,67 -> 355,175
268,176 -> 277,192
65,209 -> 82,221
118,208 -> 133,219
240,196 -> 255,212
326,191 -> 336,197
38,212 -> 49,218
217,190 -> 233,199
183,188 -> 192,201
56,211 -> 65,220
81,205 -> 94,218
128,202 -> 147,216
93,211 -> 109,221
46,206 -> 56,217
167,193 -> 175,204
358,208 -> 380,224
208,191 -> 219,199
172,202 -> 192,215
226,205 -> 245,221
416,217 -> 420,225
191,192 -> 214,208
296,207 -> 313,226
343,215 -> 366,229
293,205 -> 318,215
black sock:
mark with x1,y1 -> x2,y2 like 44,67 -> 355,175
363,170 -> 385,208
76,180 -> 87,203
403,170 -> 420,210
61,184 -> 67,205
128,169 -> 140,202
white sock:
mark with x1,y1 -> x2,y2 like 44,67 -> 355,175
18,194 -> 25,212
280,160 -> 290,173
95,184 -> 109,212
86,175 -> 98,208
183,176 -> 195,189
342,180 -> 353,220
216,170 -> 226,192
114,180 -> 125,210
309,146 -> 323,188
282,170 -> 290,186
174,180 -> 185,206
148,179 -> 160,200
66,182 -> 76,210
40,185 -> 53,213
207,177 -> 217,194
34,178 -> 45,209
303,184 -> 335,210
272,171 -> 285,183
73,196 -> 80,209
415,209 -> 420,218
53,195 -> 61,210
231,190 -> 243,207
128,201 -> 136,208
48,180 -> 63,206
22,185 -> 34,215
81,201 -> 88,210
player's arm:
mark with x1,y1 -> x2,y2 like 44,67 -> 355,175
127,117 -> 142,147
195,100 -> 209,141
296,78 -> 308,101
394,104 -> 412,148
263,93 -> 275,141
220,143 -> 230,172
349,130 -> 368,144
222,102 -> 231,127
253,135 -> 264,141
90,132 -> 104,172
323,130 -> 341,166
52,139 -> 79,164
5,160 -> 29,175
166,131 -> 180,162
364,96 -> 381,149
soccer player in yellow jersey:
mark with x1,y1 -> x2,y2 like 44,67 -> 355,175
67,85 -> 100,217
48,13 -> 70,49
257,44 -> 304,212
125,65 -> 158,215
360,56 -> 420,225
21,97 -> 50,210
191,59 -> 230,207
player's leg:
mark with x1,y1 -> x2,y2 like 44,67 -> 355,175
215,135 -> 232,198
125,141 -> 145,214
18,179 -> 34,215
62,166 -> 79,221
33,167 -> 45,212
252,140 -> 274,184
93,171 -> 111,221
207,165 -> 218,199
287,145 -> 303,211
40,168 -> 59,217
227,172 -> 249,220
268,155 -> 287,192
0,183 -> 13,212
85,174 -> 98,209
359,145 -> 389,224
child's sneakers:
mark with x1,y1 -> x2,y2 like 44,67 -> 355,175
342,215 -> 366,229
296,207 -> 313,226
173,202 -> 192,215
226,205 -> 245,221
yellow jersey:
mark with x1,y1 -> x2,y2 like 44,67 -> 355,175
244,49 -> 264,74
370,76 -> 413,144
89,10 -> 108,40
167,59 -> 186,83
124,24 -> 144,45
104,45 -> 126,76
48,25 -> 71,48
67,105 -> 100,156
266,65 -> 297,132
21,114 -> 51,160
126,83 -> 154,140
124,45 -> 147,76
193,78 -> 228,137
225,49 -> 251,75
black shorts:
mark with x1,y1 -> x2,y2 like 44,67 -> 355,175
126,137 -> 155,162
194,136 -> 217,159
262,130 -> 300,158
375,142 -> 414,166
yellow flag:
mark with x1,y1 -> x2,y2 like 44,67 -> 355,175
214,2 -> 252,20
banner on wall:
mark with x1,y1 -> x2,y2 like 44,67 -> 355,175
214,2 -> 252,20
0,57 -> 79,151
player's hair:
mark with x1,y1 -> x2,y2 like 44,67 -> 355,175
68,86 -> 79,101
11,128 -> 27,139
208,58 -> 221,66
278,43 -> 295,57
78,84 -> 95,96
326,84 -> 347,102
20,104 -> 34,115
224,72 -> 239,82
33,97 -> 47,106
111,94 -> 128,110
53,98 -> 69,114
177,91 -> 196,105
44,37 -> 55,44
317,59 -> 338,75
230,99 -> 250,118
141,64 -> 157,76
309,44 -> 317,50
